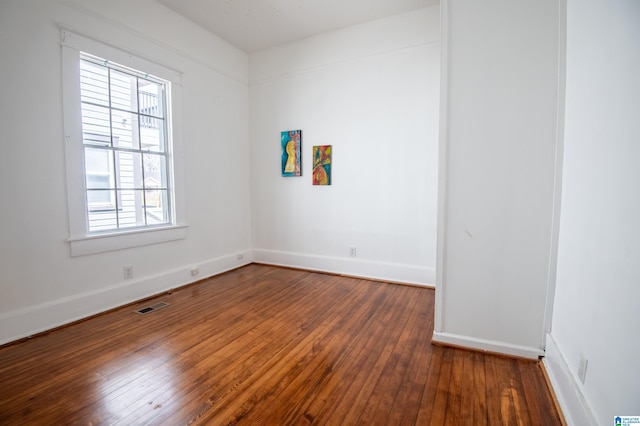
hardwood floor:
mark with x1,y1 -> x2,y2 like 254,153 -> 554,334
0,264 -> 563,425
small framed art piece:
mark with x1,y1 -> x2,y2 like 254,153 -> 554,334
312,145 -> 331,185
281,130 -> 302,177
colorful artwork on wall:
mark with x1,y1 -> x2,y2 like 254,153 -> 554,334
281,130 -> 302,177
312,145 -> 331,185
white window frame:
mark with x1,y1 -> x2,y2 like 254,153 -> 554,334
62,29 -> 187,256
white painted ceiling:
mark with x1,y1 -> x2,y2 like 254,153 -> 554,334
157,0 -> 438,52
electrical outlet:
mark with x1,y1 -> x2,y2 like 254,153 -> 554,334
577,354 -> 588,384
190,267 -> 200,277
123,266 -> 133,280
349,247 -> 357,257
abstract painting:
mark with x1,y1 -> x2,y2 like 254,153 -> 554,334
312,145 -> 331,185
281,130 -> 302,177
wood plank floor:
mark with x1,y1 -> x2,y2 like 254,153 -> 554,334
0,264 -> 563,425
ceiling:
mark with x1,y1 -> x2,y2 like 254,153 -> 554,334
157,0 -> 438,53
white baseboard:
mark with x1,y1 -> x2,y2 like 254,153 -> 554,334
431,331 -> 545,360
0,251 -> 252,346
542,334 -> 597,426
252,249 -> 435,287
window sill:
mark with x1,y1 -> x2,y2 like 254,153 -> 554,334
67,224 -> 188,256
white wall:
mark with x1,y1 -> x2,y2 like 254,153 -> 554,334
249,7 -> 441,286
435,0 -> 562,358
0,0 -> 252,344
545,0 -> 640,424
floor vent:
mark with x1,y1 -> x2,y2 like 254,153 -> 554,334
135,302 -> 170,315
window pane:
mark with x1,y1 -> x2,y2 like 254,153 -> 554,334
145,189 -> 169,225
139,118 -> 165,152
81,103 -> 111,146
84,147 -> 114,189
87,189 -> 115,210
110,69 -> 138,113
143,153 -> 167,188
87,203 -> 117,232
117,190 -> 146,228
114,150 -> 142,190
139,80 -> 165,119
76,51 -> 174,236
80,60 -> 109,107
111,110 -> 139,149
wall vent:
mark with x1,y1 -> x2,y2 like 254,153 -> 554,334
135,302 -> 170,315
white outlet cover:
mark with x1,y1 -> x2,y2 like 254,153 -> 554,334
123,266 -> 133,279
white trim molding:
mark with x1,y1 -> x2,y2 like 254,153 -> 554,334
432,331 -> 545,360
543,334 -> 597,426
434,0 -> 450,334
67,224 -> 189,256
542,0 -> 568,349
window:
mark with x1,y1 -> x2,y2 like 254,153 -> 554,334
62,30 -> 187,256
80,53 -> 171,232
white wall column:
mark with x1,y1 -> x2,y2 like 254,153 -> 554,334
435,0 -> 563,359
